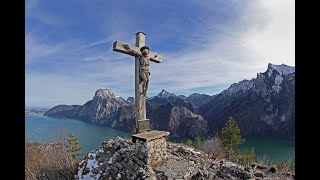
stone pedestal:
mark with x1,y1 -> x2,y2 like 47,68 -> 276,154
132,130 -> 170,166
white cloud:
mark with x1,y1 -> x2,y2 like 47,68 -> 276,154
243,0 -> 295,66
147,0 -> 294,95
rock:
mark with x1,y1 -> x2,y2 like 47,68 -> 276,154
177,147 -> 185,153
115,162 -> 123,170
254,172 -> 265,177
244,167 -> 251,172
113,153 -> 123,163
242,172 -> 252,179
110,166 -> 118,174
257,164 -> 269,170
269,166 -> 277,173
250,163 -> 257,168
116,173 -> 122,180
138,154 -> 145,160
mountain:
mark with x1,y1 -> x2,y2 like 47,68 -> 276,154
187,93 -> 215,106
148,89 -> 196,112
148,103 -> 208,137
45,89 -> 207,136
44,63 -> 295,139
127,97 -> 134,103
45,89 -> 136,132
200,63 -> 295,139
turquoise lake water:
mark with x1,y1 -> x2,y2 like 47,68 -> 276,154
25,114 -> 294,164
25,114 -> 129,156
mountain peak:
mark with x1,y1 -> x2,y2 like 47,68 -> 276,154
267,63 -> 295,77
157,89 -> 176,98
95,89 -> 120,99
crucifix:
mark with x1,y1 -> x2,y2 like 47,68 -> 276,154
112,32 -> 163,133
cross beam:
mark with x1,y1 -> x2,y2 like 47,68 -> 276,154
113,41 -> 163,63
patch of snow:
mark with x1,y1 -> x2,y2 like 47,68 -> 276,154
95,89 -> 121,99
157,89 -> 176,98
223,161 -> 238,167
272,86 -> 281,93
274,74 -> 283,86
98,149 -> 104,153
261,114 -> 274,125
107,157 -> 113,164
223,79 -> 254,95
87,159 -> 98,169
185,147 -> 201,154
78,152 -> 100,180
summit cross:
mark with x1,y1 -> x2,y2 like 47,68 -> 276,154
112,32 -> 163,133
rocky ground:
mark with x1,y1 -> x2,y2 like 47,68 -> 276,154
76,137 -> 294,180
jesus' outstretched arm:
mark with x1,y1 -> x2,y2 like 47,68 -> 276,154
122,44 -> 142,57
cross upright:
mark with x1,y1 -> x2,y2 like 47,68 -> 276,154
112,32 -> 163,133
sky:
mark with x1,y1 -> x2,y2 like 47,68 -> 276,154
25,0 -> 295,108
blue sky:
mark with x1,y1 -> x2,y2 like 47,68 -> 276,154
26,0 -> 295,108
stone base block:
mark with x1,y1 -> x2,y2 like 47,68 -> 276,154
132,130 -> 170,166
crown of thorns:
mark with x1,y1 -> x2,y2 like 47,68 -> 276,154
140,46 -> 150,52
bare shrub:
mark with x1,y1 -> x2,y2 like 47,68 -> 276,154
211,133 -> 224,159
25,131 -> 79,180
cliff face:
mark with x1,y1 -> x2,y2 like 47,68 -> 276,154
149,104 -> 208,137
45,63 -> 295,139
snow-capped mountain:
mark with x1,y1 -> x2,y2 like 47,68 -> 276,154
201,63 -> 295,138
267,63 -> 295,77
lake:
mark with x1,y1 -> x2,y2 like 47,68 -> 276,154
25,114 -> 129,156
25,114 -> 294,164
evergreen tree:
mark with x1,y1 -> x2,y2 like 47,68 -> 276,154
66,132 -> 82,159
221,116 -> 245,159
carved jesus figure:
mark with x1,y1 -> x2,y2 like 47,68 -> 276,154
122,44 -> 151,96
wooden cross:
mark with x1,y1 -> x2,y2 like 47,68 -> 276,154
112,32 -> 163,133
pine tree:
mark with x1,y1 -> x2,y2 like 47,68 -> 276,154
66,132 -> 82,159
221,116 -> 245,159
